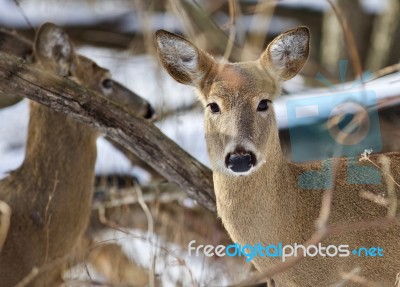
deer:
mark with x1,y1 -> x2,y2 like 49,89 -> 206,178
155,27 -> 400,286
0,23 -> 154,287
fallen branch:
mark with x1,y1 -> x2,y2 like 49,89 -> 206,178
0,52 -> 216,212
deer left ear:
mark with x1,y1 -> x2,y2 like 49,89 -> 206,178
155,30 -> 215,87
34,22 -> 76,76
260,26 -> 310,81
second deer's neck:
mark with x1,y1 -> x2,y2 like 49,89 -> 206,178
21,101 -> 98,183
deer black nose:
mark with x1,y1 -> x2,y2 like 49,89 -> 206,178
225,149 -> 256,173
144,104 -> 156,120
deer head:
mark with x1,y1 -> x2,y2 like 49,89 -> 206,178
31,23 -> 154,119
156,27 -> 309,175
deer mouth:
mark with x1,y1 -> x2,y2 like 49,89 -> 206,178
225,150 -> 257,173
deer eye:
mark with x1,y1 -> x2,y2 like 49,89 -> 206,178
257,99 -> 270,112
102,79 -> 113,90
207,103 -> 220,114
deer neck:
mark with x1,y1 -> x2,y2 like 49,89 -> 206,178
0,101 -> 98,279
20,101 -> 98,187
213,127 -> 304,246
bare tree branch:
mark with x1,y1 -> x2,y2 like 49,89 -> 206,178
0,52 -> 217,212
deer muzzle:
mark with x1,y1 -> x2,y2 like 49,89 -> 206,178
225,148 -> 256,173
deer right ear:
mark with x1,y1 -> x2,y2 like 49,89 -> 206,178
155,30 -> 214,87
260,26 -> 310,81
34,23 -> 75,76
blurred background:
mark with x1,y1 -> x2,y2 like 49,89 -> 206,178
1,0 -> 400,286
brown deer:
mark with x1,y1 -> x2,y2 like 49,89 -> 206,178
0,23 -> 154,287
156,27 -> 400,286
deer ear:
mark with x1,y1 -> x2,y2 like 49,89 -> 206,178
34,23 -> 75,76
155,30 -> 214,87
260,26 -> 310,81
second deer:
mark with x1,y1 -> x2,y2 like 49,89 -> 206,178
0,23 -> 153,286
156,27 -> 400,286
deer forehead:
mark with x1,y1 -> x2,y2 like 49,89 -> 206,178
75,56 -> 110,86
204,62 -> 279,103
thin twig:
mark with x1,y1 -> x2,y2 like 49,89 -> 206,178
44,171 -> 59,264
14,267 -> 40,287
334,267 -> 361,287
379,156 -> 397,216
12,0 -> 35,33
92,184 -> 185,210
360,153 -> 400,188
96,210 -> 199,285
395,272 -> 400,287
242,0 -> 277,61
134,183 -> 155,287
316,158 -> 339,232
326,0 -> 363,78
219,0 -> 237,71
367,63 -> 400,82
360,191 -> 388,207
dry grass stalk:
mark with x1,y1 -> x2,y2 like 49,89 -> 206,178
134,183 -> 156,287
326,0 -> 363,78
14,267 -> 40,287
360,191 -> 388,207
219,0 -> 238,70
379,156 -> 398,216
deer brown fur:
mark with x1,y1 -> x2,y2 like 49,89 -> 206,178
156,27 -> 400,286
0,23 -> 153,287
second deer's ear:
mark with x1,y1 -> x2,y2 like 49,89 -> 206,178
34,23 -> 75,76
155,30 -> 214,87
260,26 -> 310,81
